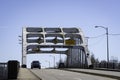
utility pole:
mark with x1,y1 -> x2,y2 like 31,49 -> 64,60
95,26 -> 109,68
50,55 -> 55,68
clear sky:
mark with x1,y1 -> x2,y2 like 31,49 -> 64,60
0,0 -> 120,68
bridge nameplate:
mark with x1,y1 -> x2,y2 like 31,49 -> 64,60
65,39 -> 75,45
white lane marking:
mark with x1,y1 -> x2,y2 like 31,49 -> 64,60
58,73 -> 64,76
74,77 -> 82,80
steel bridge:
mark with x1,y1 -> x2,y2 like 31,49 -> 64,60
22,27 -> 92,68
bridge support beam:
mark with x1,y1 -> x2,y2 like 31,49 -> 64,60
66,48 -> 88,68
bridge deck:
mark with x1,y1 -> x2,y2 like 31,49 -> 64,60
17,68 -> 120,80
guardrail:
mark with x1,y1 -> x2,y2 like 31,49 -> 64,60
0,60 -> 20,80
0,63 -> 8,80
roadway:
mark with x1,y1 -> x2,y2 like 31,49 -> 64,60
30,69 -> 117,80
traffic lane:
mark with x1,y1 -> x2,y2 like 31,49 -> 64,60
30,69 -> 117,80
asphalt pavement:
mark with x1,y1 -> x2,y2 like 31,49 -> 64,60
17,68 -> 120,80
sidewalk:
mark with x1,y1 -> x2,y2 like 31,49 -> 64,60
17,68 -> 41,80
63,68 -> 120,79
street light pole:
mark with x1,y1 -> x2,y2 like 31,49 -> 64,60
45,60 -> 50,68
106,27 -> 109,66
95,26 -> 109,68
18,35 -> 23,66
50,55 -> 55,68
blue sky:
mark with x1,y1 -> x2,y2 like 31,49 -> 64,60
0,0 -> 120,68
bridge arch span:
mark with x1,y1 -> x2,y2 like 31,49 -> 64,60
22,27 -> 92,68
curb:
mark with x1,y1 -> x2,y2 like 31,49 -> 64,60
28,69 -> 42,80
62,69 -> 120,79
93,68 -> 120,72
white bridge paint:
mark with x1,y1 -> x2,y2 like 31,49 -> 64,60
22,27 -> 92,68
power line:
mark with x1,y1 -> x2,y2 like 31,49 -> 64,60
85,34 -> 105,47
87,33 -> 120,39
109,34 -> 120,36
88,36 -> 106,47
86,33 -> 106,39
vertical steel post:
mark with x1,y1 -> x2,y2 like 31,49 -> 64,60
106,28 -> 109,68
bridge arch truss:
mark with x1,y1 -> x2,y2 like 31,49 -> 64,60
22,27 -> 91,68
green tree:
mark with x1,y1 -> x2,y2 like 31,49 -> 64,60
91,54 -> 96,65
90,53 -> 99,68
